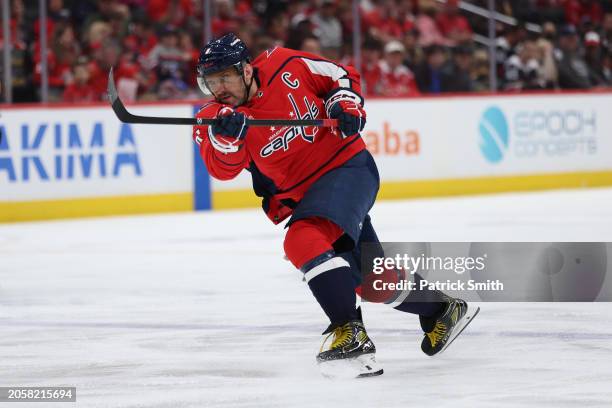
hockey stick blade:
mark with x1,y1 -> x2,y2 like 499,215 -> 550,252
107,68 -> 338,128
108,68 -> 195,125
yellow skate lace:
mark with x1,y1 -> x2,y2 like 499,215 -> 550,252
426,322 -> 447,348
426,306 -> 460,347
320,323 -> 353,352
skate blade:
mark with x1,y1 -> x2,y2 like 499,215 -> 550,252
435,304 -> 480,356
318,353 -> 384,379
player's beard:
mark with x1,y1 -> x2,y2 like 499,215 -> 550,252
216,92 -> 238,106
216,84 -> 246,106
216,75 -> 253,107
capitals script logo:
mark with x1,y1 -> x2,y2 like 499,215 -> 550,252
260,93 -> 320,157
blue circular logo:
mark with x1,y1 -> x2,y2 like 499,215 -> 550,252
478,106 -> 509,163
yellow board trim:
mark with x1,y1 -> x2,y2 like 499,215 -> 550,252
212,189 -> 261,209
378,170 -> 612,200
211,170 -> 612,209
4,171 -> 612,222
0,193 -> 193,223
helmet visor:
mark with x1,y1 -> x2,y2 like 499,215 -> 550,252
197,67 -> 244,97
197,76 -> 214,96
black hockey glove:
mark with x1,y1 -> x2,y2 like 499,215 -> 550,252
211,107 -> 248,141
325,90 -> 366,138
209,107 -> 248,154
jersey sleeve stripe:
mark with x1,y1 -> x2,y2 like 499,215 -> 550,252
266,55 -> 347,86
301,59 -> 348,81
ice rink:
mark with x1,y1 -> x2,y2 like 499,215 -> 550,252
2,188 -> 612,408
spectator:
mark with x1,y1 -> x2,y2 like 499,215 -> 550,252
310,0 -> 343,60
266,12 -> 290,46
81,0 -> 120,39
555,24 -> 598,89
212,0 -> 240,37
495,23 -> 528,82
603,13 -> 612,49
35,23 -> 81,101
364,0 -> 415,43
602,48 -> 611,85
441,44 -> 474,92
300,34 -> 322,55
401,28 -> 423,71
507,0 -> 564,25
286,16 -> 316,51
360,37 -> 384,96
63,57 -> 97,102
415,0 -> 449,47
114,53 -> 144,102
147,0 -> 194,28
471,49 -> 491,92
180,31 -> 200,88
504,39 -> 544,90
414,44 -> 449,93
88,39 -> 122,100
52,24 -> 81,72
541,21 -> 557,42
377,40 -> 420,97
250,31 -> 276,59
436,0 -> 473,46
535,32 -> 559,88
107,7 -> 131,40
362,0 -> 392,42
584,31 -> 609,85
147,26 -> 188,87
85,21 -> 112,49
0,0 -> 34,102
564,0 -> 603,28
122,14 -> 157,59
236,26 -> 255,52
48,0 -> 69,23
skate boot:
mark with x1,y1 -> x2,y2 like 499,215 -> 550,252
317,319 -> 383,378
420,298 -> 480,356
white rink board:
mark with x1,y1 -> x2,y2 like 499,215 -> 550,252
0,105 -> 194,201
365,93 -> 612,181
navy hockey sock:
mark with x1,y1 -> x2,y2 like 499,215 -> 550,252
302,252 -> 358,327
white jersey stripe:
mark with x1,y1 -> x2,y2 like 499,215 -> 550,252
338,78 -> 350,88
302,59 -> 348,82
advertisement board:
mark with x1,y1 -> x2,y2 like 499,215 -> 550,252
2,92 -> 612,221
0,105 -> 195,221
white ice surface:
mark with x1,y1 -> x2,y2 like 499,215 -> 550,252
2,188 -> 612,408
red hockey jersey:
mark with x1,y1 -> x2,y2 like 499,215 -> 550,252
193,47 -> 366,224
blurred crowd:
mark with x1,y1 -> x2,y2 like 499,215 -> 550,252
1,0 -> 611,103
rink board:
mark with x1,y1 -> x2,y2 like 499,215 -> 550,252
0,105 -> 195,222
2,92 -> 612,221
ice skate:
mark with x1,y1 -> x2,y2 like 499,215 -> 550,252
420,298 -> 480,356
316,320 -> 383,378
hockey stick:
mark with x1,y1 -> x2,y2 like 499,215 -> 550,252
107,68 -> 338,127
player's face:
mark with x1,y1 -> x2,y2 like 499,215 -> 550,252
205,67 -> 247,106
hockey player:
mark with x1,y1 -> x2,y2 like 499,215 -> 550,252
192,33 -> 478,377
